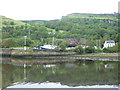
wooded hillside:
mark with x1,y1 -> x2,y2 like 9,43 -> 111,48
1,13 -> 119,48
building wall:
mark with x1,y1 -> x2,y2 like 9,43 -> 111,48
103,41 -> 115,48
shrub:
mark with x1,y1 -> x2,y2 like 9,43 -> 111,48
2,38 -> 17,48
85,47 -> 95,53
74,46 -> 84,54
103,46 -> 118,53
95,49 -> 103,53
59,41 -> 69,51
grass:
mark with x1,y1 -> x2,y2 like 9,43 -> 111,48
6,53 -> 118,59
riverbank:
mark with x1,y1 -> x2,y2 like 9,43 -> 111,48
1,49 -> 119,61
2,53 -> 119,62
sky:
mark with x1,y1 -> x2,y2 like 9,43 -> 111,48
0,0 -> 119,20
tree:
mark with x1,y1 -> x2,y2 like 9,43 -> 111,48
10,22 -> 15,25
59,41 -> 69,51
15,38 -> 35,47
2,38 -> 17,48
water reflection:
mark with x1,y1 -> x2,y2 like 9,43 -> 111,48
43,64 -> 56,68
104,64 -> 114,69
2,58 -> 119,88
24,64 -> 27,80
7,82 -> 118,88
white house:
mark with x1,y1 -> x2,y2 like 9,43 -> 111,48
103,40 -> 115,48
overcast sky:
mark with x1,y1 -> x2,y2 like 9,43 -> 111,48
0,0 -> 119,20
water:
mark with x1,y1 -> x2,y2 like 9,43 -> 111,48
2,58 -> 119,88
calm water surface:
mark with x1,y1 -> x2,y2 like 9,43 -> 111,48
2,58 -> 119,88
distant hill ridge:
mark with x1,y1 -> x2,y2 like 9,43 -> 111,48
62,13 -> 118,21
20,13 -> 118,23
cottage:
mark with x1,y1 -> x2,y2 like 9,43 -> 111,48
63,38 -> 78,47
63,38 -> 86,47
103,40 -> 115,48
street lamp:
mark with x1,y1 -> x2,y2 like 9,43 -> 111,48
24,36 -> 27,50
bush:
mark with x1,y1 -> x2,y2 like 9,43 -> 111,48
59,41 -> 69,51
85,47 -> 95,53
74,46 -> 84,54
95,49 -> 103,53
103,46 -> 118,53
2,38 -> 17,48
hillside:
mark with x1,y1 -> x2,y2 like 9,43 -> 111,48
0,16 -> 26,27
1,13 -> 119,48
0,16 -> 30,39
63,13 -> 118,21
44,13 -> 118,41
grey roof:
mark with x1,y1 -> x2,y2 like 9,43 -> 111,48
105,40 -> 115,43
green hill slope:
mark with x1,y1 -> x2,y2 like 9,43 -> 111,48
64,13 -> 117,21
44,13 -> 118,41
0,16 -> 26,27
1,13 -> 119,48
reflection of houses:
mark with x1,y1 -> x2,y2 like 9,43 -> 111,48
63,38 -> 86,47
105,64 -> 114,69
103,40 -> 115,48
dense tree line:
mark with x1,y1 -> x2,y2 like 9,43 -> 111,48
1,13 -> 119,51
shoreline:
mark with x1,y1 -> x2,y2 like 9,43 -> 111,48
1,53 -> 119,62
1,49 -> 119,61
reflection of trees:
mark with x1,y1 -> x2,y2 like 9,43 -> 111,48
2,64 -> 24,88
2,61 -> 119,88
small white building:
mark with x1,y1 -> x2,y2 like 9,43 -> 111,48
103,40 -> 115,48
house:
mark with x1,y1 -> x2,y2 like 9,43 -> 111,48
103,40 -> 115,48
63,38 -> 78,47
63,38 -> 86,47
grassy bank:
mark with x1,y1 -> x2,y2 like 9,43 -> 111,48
2,53 -> 118,58
1,49 -> 118,59
71,53 -> 118,57
2,52 -> 118,58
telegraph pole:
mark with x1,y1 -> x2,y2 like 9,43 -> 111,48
48,32 -> 55,46
24,36 -> 27,50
